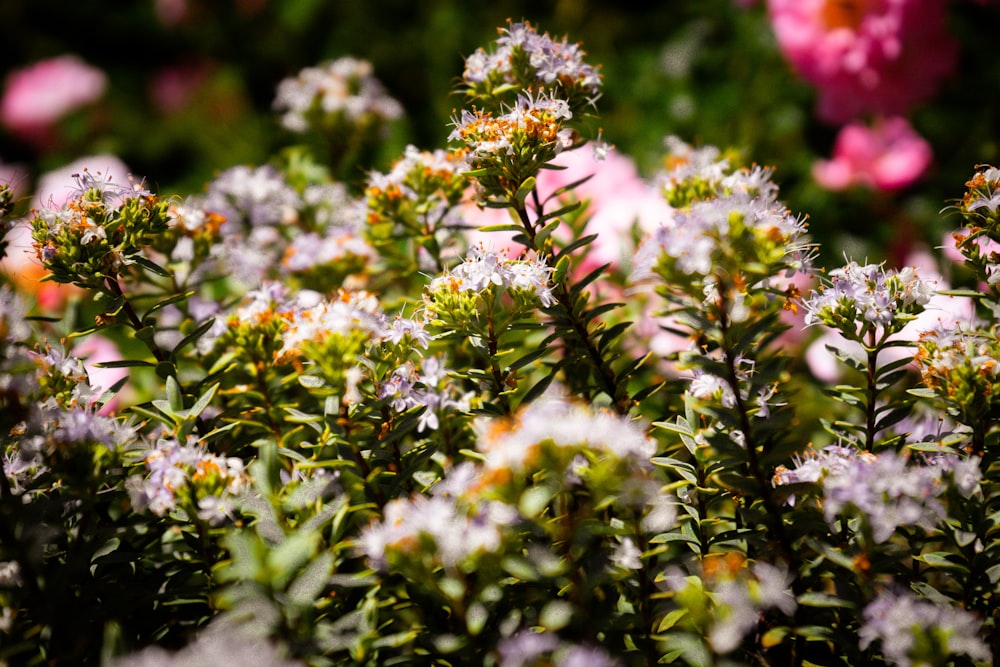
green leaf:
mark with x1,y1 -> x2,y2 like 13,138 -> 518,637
797,592 -> 855,609
186,383 -> 219,420
913,552 -> 969,574
534,217 -> 562,248
507,346 -> 550,372
552,255 -> 571,284
287,551 -> 334,606
554,233 -> 599,260
656,608 -> 688,632
165,375 -> 184,412
93,359 -> 156,368
477,223 -> 524,234
266,530 -> 320,590
132,254 -> 172,277
514,176 -> 536,205
142,290 -> 195,321
172,317 -> 216,356
522,371 -> 555,404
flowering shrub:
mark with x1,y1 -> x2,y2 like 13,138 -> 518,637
3,17 -> 1000,667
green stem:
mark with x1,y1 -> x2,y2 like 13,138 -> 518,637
864,328 -> 880,452
485,307 -> 513,415
717,293 -> 795,568
511,195 -> 631,415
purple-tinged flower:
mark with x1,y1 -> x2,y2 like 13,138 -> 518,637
127,436 -> 249,522
203,165 -> 301,232
820,449 -> 976,542
859,589 -> 989,666
377,356 -> 470,432
461,21 -> 602,108
273,57 -> 403,134
802,259 -> 934,335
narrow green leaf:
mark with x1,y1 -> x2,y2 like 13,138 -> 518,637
514,176 -> 536,205
172,318 -> 216,356
93,359 -> 156,368
132,254 -> 172,277
165,375 -> 184,412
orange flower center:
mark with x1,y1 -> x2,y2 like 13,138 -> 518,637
821,0 -> 868,30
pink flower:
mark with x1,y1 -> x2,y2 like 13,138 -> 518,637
149,62 -> 212,113
74,335 -> 132,416
1,56 -> 107,144
812,116 -> 931,191
0,155 -> 131,311
32,154 -> 131,208
463,146 -> 672,275
767,0 -> 957,123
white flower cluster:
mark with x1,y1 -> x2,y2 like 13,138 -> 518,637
126,436 -> 249,525
462,21 -> 602,98
357,493 -> 517,571
273,56 -> 403,133
202,164 -> 302,232
429,245 -> 555,307
472,386 -> 657,471
449,92 -> 575,160
803,260 -> 935,331
860,589 -> 990,666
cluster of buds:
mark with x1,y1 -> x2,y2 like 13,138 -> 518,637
423,245 -> 555,331
365,145 -> 471,262
449,92 -> 576,202
915,323 -> 1000,433
202,281 -> 427,402
633,188 -> 810,319
28,170 -> 170,291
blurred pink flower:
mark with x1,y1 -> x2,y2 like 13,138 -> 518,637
154,0 -> 189,25
32,154 -> 131,208
812,116 -> 931,191
1,55 -> 107,144
0,160 -> 30,200
767,0 -> 957,123
463,146 -> 672,275
1,155 -> 131,311
74,335 -> 132,416
149,62 -> 212,113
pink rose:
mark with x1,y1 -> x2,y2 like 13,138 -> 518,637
767,0 -> 957,123
812,116 -> 931,191
1,55 -> 107,144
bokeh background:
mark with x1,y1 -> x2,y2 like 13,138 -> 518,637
2,0 -> 1000,269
